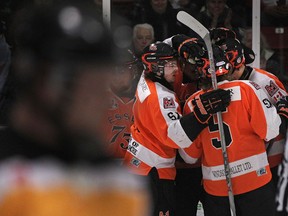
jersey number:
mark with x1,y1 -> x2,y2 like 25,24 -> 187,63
209,117 -> 232,149
110,125 -> 130,150
167,112 -> 180,120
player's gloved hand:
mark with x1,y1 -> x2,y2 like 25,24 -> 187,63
171,34 -> 205,62
192,89 -> 231,124
276,96 -> 288,119
210,27 -> 236,45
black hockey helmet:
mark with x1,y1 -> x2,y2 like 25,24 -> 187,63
186,39 -> 231,79
114,49 -> 140,75
197,45 -> 232,78
142,42 -> 177,80
211,27 -> 255,65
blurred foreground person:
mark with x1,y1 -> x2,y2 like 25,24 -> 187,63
0,3 -> 149,216
105,50 -> 139,159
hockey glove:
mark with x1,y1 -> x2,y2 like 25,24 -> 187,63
172,34 -> 205,62
210,27 -> 236,45
192,89 -> 231,124
277,96 -> 288,119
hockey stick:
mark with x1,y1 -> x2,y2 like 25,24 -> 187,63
177,11 -> 237,216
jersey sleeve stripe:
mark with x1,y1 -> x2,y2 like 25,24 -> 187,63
155,83 -> 193,148
127,137 -> 176,168
178,148 -> 199,164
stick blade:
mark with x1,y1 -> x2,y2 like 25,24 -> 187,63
177,11 -> 209,39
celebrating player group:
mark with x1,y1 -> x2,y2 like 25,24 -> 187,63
107,11 -> 288,216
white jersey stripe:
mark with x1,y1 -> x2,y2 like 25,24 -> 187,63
127,137 -> 175,169
202,152 -> 269,181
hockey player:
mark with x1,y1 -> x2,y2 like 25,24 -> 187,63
181,42 -> 281,216
104,50 -> 139,159
211,29 -> 288,187
163,35 -> 206,216
0,3 -> 150,216
123,42 -> 231,216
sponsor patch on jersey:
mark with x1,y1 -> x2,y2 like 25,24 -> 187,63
163,97 -> 176,109
249,81 -> 261,90
138,74 -> 151,103
265,80 -> 279,97
130,157 -> 141,167
256,167 -> 267,176
225,86 -> 241,102
273,91 -> 284,103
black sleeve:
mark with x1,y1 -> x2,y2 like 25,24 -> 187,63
180,112 -> 208,142
279,116 -> 287,136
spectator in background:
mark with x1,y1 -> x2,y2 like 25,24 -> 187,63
241,28 -> 285,77
197,0 -> 245,30
132,23 -> 154,58
0,21 -> 11,126
170,0 -> 204,13
0,26 -> 10,96
0,3 -> 150,216
262,0 -> 288,26
132,0 -> 187,41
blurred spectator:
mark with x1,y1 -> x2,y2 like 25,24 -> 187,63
241,28 -> 288,90
0,3 -> 150,216
0,26 -> 11,126
104,50 -> 140,159
170,0 -> 204,15
132,0 -> 187,41
241,28 -> 281,73
0,33 -> 10,95
132,23 -> 154,58
197,0 -> 245,30
262,0 -> 288,26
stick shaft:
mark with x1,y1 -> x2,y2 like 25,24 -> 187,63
177,11 -> 237,216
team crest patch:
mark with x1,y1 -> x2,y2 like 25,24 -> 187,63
163,97 -> 176,109
130,157 -> 141,167
249,81 -> 261,90
256,167 -> 267,176
265,80 -> 279,97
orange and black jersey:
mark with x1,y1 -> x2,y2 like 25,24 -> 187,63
104,90 -> 135,159
181,80 -> 281,196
